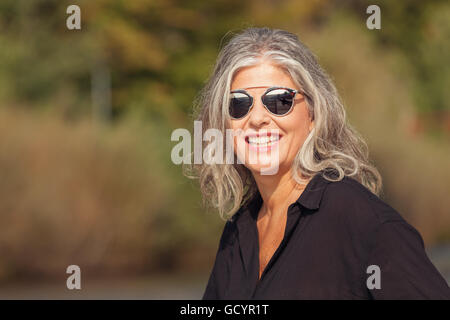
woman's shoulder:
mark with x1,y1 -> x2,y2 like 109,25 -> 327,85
319,174 -> 428,259
219,194 -> 260,245
320,175 -> 409,229
217,208 -> 245,249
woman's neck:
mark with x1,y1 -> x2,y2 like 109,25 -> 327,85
252,168 -> 309,220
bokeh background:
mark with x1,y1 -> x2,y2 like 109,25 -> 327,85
0,0 -> 449,298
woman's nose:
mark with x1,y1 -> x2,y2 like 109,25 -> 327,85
248,96 -> 271,128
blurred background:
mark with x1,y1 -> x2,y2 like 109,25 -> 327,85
0,0 -> 448,299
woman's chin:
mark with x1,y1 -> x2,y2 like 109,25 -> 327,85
244,160 -> 286,176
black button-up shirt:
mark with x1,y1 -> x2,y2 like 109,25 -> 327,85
202,173 -> 450,299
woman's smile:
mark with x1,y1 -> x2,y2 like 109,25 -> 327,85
245,131 -> 282,153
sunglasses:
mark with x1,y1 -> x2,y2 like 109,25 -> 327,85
229,86 -> 301,119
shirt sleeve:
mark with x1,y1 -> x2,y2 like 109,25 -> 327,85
367,220 -> 450,299
202,219 -> 236,300
202,268 -> 218,300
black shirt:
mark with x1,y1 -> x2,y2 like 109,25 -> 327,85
202,173 -> 450,299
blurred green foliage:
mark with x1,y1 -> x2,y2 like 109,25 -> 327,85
0,0 -> 447,126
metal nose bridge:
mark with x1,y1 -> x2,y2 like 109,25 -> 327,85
241,86 -> 272,90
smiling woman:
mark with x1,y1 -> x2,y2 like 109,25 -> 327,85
229,62 -> 314,181
187,27 -> 450,299
190,28 -> 383,220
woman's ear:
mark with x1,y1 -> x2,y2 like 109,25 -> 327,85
308,120 -> 314,133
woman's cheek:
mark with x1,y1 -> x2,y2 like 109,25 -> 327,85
233,135 -> 247,165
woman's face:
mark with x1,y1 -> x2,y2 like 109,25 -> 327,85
229,60 -> 313,176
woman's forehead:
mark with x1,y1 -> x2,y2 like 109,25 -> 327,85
230,63 -> 296,91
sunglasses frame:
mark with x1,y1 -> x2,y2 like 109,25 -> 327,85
228,86 -> 301,120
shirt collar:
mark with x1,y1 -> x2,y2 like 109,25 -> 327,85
296,171 -> 333,210
239,171 -> 332,218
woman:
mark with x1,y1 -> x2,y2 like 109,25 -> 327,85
189,27 -> 450,299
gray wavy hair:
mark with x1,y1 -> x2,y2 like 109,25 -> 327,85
186,27 -> 382,220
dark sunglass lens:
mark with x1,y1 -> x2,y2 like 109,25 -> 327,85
229,92 -> 252,118
263,89 -> 294,115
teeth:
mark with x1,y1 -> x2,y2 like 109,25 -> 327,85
247,135 -> 279,145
